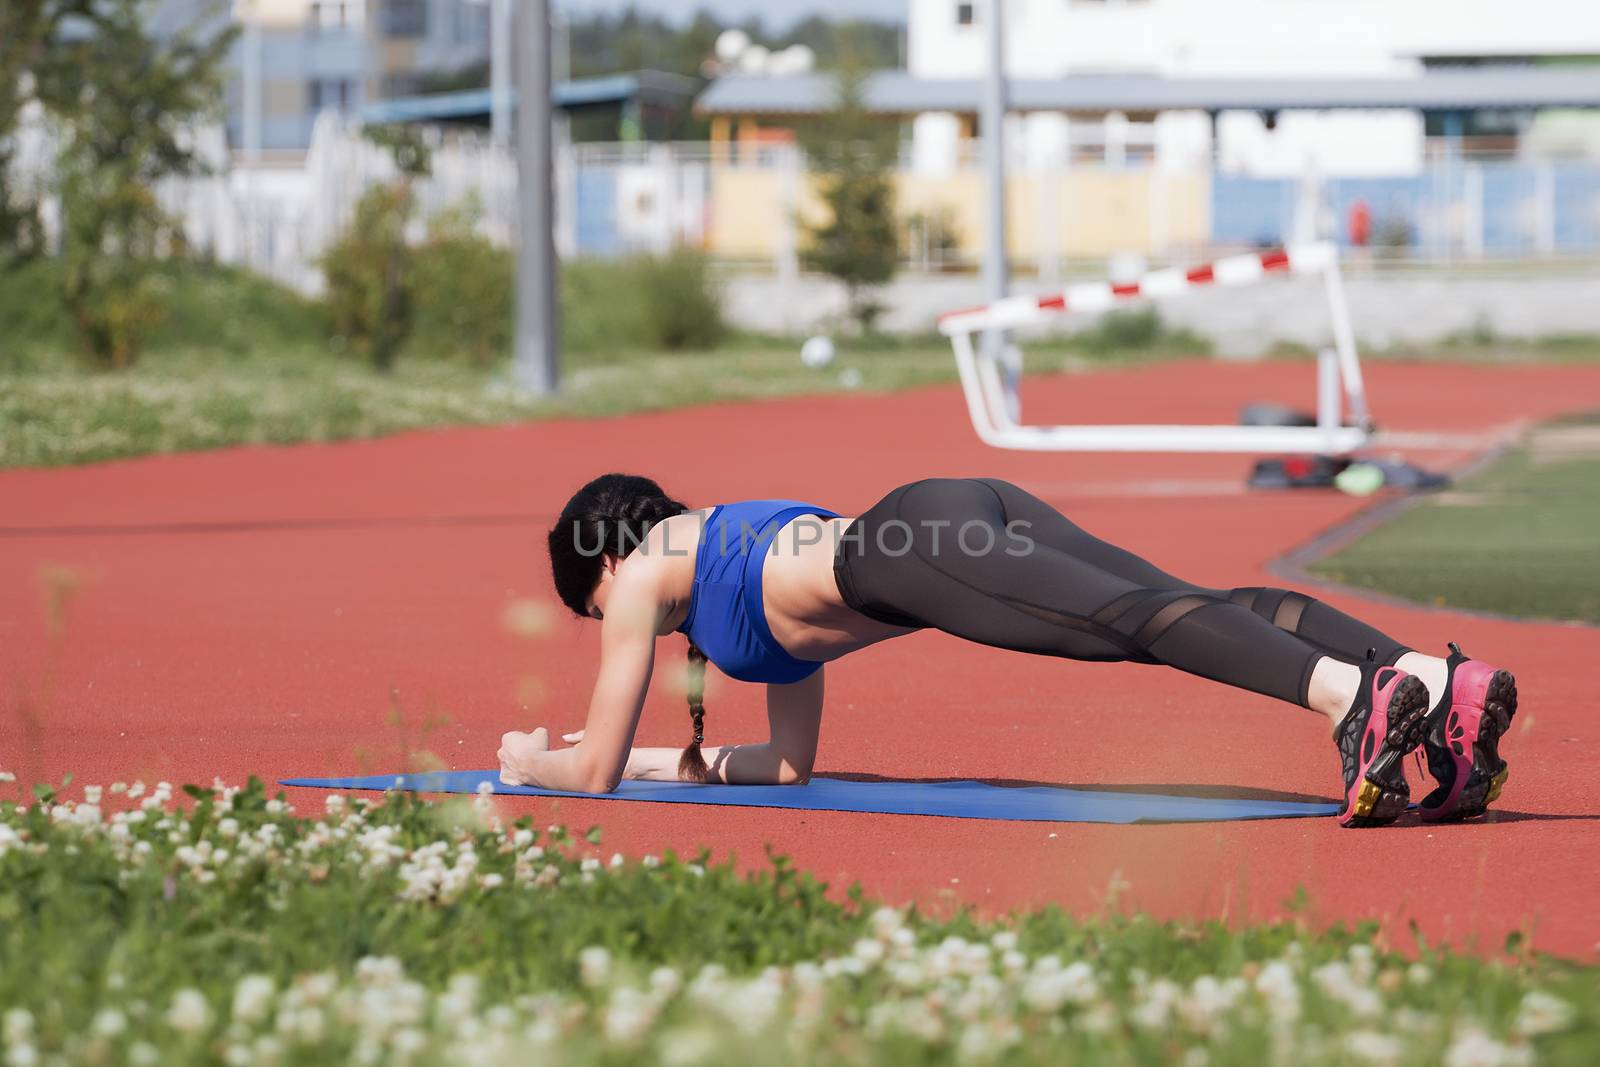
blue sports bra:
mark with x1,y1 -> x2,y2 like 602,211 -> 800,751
676,499 -> 840,684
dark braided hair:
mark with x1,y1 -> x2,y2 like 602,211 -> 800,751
548,473 -> 711,782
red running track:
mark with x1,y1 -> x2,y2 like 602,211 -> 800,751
3,359 -> 1598,958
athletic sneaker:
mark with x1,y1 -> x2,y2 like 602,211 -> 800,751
1418,643 -> 1518,823
1334,650 -> 1431,827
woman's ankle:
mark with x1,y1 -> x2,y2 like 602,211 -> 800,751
1394,651 -> 1448,711
1306,657 -> 1362,730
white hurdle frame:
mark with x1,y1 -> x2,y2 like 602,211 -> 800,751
936,242 -> 1373,454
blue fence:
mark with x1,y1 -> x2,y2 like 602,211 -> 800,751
1212,162 -> 1599,256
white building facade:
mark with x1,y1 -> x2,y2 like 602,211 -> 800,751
907,0 -> 1600,176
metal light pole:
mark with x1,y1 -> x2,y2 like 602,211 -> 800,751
490,0 -> 512,147
981,0 -> 1017,417
514,0 -> 559,395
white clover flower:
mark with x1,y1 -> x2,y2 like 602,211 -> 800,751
870,907 -> 905,938
232,975 -> 276,1024
479,872 -> 504,890
1514,990 -> 1574,1036
91,1008 -> 128,1037
167,989 -> 213,1034
641,854 -> 659,868
324,795 -> 345,815
578,946 -> 612,988
1346,1029 -> 1403,1064
1022,960 -> 1098,1013
685,863 -> 705,878
659,1026 -> 719,1067
955,1019 -> 1019,1064
791,962 -> 824,993
990,930 -> 1018,952
126,782 -> 146,800
1407,963 -> 1433,986
265,800 -> 285,816
648,966 -> 682,999
511,829 -> 534,847
1077,1000 -> 1117,1035
4,1044 -> 38,1067
222,1043 -> 253,1067
609,852 -> 625,869
1130,979 -> 1180,1030
718,976 -> 784,1036
252,1035 -> 283,1064
0,772 -> 14,784
1444,1026 -> 1534,1067
0,1008 -> 31,1045
109,782 -> 128,794
128,1042 -> 159,1067
604,987 -> 656,1043
1179,975 -> 1247,1035
392,1028 -> 427,1055
852,938 -> 887,965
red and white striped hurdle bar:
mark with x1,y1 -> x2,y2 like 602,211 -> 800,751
934,240 -> 1375,453
938,242 -> 1338,336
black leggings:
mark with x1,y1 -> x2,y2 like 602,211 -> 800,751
831,478 -> 1410,708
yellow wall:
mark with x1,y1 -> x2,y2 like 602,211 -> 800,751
708,166 -> 1210,262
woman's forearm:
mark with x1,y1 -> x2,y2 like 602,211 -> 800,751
510,746 -> 605,793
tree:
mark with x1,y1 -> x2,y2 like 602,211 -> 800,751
798,54 -> 900,333
318,125 -> 433,371
0,1 -> 57,269
44,0 -> 236,367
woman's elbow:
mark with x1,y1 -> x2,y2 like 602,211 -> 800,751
576,755 -> 622,795
582,773 -> 621,795
777,763 -> 813,786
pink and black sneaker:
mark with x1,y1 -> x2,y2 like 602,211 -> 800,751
1418,643 -> 1518,823
1334,651 -> 1431,827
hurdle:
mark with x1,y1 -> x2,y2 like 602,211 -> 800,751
936,243 -> 1373,454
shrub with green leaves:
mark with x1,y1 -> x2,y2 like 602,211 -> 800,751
408,204 -> 514,367
1070,307 -> 1212,357
630,246 -> 725,351
0,773 -> 1593,1067
320,183 -> 416,371
562,249 -> 725,354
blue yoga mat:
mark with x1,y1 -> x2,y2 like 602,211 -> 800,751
281,771 -> 1339,824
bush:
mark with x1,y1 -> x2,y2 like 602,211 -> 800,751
631,247 -> 725,351
409,205 -> 514,367
320,183 -> 414,371
1071,307 -> 1211,357
562,249 -> 724,354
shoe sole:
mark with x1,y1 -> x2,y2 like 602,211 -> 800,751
1340,674 -> 1431,828
1421,668 -> 1517,823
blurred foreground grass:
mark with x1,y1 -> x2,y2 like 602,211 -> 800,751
0,775 -> 1594,1067
1311,414 -> 1600,623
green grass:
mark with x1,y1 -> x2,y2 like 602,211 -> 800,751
0,775 -> 1594,1067
1311,415 -> 1600,623
0,263 -> 1192,470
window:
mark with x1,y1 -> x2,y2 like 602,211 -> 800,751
956,2 -> 975,26
308,78 -> 354,113
382,0 -> 426,38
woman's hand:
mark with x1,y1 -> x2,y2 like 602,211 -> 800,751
498,727 -> 550,786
